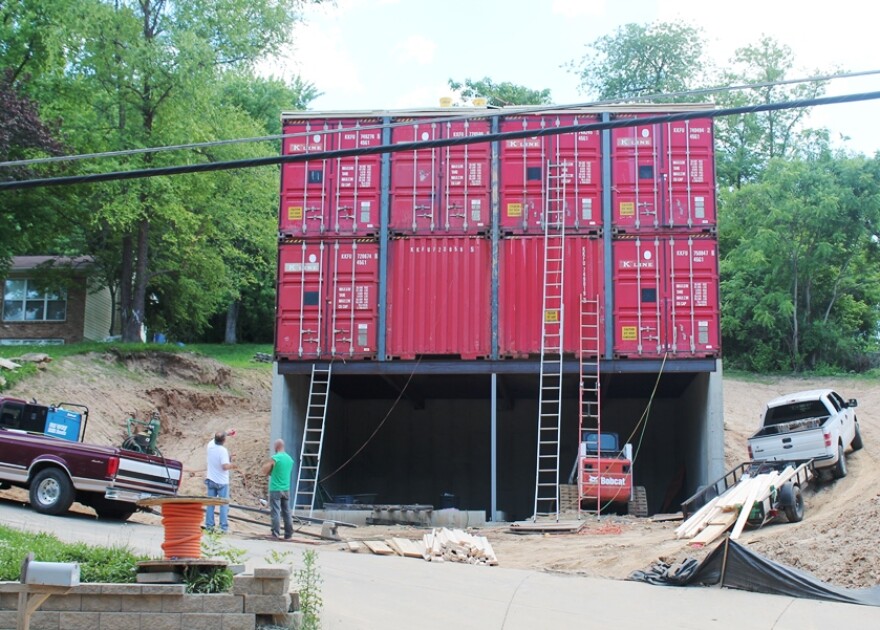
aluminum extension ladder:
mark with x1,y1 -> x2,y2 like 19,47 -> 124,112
293,363 -> 332,515
578,296 -> 602,518
532,160 -> 570,521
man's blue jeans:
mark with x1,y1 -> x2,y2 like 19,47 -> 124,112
205,479 -> 230,532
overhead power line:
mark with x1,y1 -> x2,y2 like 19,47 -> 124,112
2,89 -> 880,191
2,68 -> 879,170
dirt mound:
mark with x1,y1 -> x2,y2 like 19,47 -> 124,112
107,349 -> 233,387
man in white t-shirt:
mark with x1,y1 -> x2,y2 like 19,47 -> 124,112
205,430 -> 236,532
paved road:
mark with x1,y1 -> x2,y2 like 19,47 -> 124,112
1,499 -> 877,629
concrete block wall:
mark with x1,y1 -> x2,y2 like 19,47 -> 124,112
0,568 -> 298,630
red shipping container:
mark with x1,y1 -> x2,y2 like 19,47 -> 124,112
389,119 -> 491,234
276,240 -> 379,360
611,115 -> 716,232
664,118 -> 715,229
613,235 -> 720,358
498,236 -> 604,358
386,237 -> 490,359
280,119 -> 382,237
499,114 -> 602,234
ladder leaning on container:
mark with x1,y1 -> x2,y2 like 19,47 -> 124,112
293,363 -> 332,516
532,160 -> 571,522
578,295 -> 602,518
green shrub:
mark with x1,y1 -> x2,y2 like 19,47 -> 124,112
0,525 -> 149,582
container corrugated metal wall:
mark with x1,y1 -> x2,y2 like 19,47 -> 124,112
386,237 -> 491,359
276,240 -> 379,360
499,114 -> 602,234
390,119 -> 491,234
498,236 -> 604,357
612,235 -> 719,358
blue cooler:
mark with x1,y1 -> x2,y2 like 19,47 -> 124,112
45,407 -> 83,441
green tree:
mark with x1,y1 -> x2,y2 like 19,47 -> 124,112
447,77 -> 551,106
53,0 -> 321,342
568,21 -> 706,100
714,37 -> 830,188
719,156 -> 880,371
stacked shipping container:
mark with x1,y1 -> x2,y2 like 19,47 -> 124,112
275,108 -> 720,362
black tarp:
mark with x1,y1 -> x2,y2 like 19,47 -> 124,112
630,537 -> 880,607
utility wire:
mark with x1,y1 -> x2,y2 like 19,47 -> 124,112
2,68 -> 878,170
2,89 -> 880,191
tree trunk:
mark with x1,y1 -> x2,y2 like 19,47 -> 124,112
224,300 -> 240,344
119,232 -> 137,341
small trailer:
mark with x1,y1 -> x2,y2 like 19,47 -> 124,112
677,460 -> 814,545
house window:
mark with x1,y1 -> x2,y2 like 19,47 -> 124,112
3,279 -> 67,322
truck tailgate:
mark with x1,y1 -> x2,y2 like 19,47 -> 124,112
749,429 -> 830,463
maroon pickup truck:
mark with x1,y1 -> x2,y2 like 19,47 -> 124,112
0,396 -> 182,521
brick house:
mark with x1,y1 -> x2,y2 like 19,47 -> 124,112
0,256 -> 116,345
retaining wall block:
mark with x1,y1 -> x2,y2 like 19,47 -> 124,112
180,612 -> 224,630
58,611 -> 99,630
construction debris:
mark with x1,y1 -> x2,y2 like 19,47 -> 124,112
0,358 -> 21,370
348,528 -> 498,566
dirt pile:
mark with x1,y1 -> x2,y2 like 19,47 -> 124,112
3,354 -> 878,588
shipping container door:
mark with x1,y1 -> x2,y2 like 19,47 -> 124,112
556,115 -> 602,233
332,120 -> 382,235
664,119 -> 716,230
611,119 -> 662,232
386,237 -> 491,359
499,236 -> 604,357
276,242 -> 327,359
390,121 -> 441,233
280,122 -> 332,236
499,117 -> 547,233
665,236 -> 720,356
442,119 -> 491,233
613,238 -> 664,357
326,241 -> 379,359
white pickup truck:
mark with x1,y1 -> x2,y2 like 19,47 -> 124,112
747,389 -> 863,479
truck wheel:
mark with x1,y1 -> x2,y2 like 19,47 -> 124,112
851,422 -> 864,451
781,483 -> 805,523
29,468 -> 75,515
832,443 -> 848,479
628,486 -> 649,517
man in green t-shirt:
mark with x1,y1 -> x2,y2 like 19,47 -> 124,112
263,438 -> 294,539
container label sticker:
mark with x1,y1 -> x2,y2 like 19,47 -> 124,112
288,206 -> 303,221
619,202 -> 635,217
544,309 -> 559,323
507,203 -> 523,217
621,326 -> 637,341
284,262 -> 320,273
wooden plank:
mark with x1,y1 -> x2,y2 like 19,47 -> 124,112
345,541 -> 364,553
363,540 -> 395,556
391,537 -> 426,559
651,512 -> 684,522
689,512 -> 737,546
729,482 -> 761,541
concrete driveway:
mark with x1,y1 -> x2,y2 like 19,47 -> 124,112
0,500 -> 877,629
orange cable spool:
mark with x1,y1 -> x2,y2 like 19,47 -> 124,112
160,502 -> 205,559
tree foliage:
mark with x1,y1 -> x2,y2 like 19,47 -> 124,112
719,156 -> 880,371
713,37 -> 830,188
447,77 -> 551,106
569,21 -> 707,100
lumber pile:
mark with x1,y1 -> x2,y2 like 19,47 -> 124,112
675,466 -> 796,546
422,528 -> 498,565
350,528 -> 498,566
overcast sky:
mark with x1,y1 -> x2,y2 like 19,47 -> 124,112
263,0 -> 880,154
